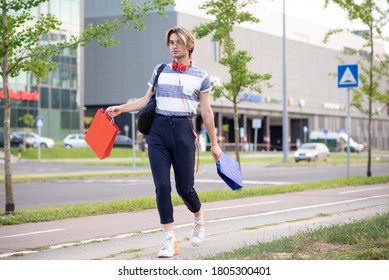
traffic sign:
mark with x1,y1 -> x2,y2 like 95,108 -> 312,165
252,118 -> 262,129
338,64 -> 358,88
36,116 -> 44,128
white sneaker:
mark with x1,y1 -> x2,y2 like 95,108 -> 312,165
190,220 -> 205,247
157,237 -> 179,258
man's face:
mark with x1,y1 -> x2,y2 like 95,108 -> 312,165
168,33 -> 188,59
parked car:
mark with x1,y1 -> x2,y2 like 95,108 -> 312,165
114,135 -> 133,148
0,132 -> 24,148
63,134 -> 88,148
309,131 -> 364,153
10,131 -> 55,148
294,142 -> 329,163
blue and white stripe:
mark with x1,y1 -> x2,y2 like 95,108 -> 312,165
147,63 -> 211,117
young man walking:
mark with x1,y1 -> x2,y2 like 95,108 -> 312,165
107,27 -> 221,258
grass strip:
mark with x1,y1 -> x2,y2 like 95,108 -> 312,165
7,170 -> 152,183
1,175 -> 388,225
208,212 -> 389,260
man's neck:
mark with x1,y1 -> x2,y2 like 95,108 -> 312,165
174,56 -> 191,66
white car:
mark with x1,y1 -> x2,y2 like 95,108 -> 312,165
294,143 -> 329,162
63,134 -> 88,148
10,131 -> 55,148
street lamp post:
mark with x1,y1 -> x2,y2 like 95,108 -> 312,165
131,112 -> 136,170
298,99 -> 305,144
282,0 -> 288,162
127,98 -> 137,170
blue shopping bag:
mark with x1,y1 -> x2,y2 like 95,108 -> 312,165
216,151 -> 243,190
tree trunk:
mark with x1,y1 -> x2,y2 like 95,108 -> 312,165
2,5 -> 15,213
233,98 -> 241,169
367,12 -> 373,177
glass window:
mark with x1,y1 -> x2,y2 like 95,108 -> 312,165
71,65 -> 78,88
40,87 -> 49,108
71,111 -> 80,128
61,65 -> 71,88
50,0 -> 61,20
51,68 -> 61,87
41,33 -> 49,41
61,111 -> 71,129
68,90 -> 77,109
61,0 -> 71,23
69,48 -> 77,56
70,0 -> 80,25
16,109 -> 27,127
40,1 -> 49,14
52,88 -> 61,109
62,89 -> 70,109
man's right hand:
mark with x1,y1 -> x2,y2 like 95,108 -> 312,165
106,106 -> 121,118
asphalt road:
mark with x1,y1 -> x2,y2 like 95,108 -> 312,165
1,160 -> 388,209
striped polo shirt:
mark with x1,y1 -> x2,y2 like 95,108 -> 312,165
147,63 -> 212,117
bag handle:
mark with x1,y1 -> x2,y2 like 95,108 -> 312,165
103,108 -> 115,124
152,63 -> 166,94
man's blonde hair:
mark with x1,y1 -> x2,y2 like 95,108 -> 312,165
165,27 -> 195,58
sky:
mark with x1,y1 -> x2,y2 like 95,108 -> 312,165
260,0 -> 389,51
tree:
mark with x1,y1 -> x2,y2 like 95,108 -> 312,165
19,113 -> 35,128
0,0 -> 173,214
323,0 -> 389,177
18,113 -> 35,149
192,0 -> 271,167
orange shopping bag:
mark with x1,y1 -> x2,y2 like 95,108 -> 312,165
85,108 -> 118,160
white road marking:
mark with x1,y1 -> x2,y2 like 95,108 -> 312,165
204,194 -> 389,224
339,187 -> 385,194
0,228 -> 65,239
56,178 -> 292,185
203,200 -> 281,212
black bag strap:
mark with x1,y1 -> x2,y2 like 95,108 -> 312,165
152,64 -> 166,93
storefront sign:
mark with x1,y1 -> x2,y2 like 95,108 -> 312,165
322,102 -> 345,111
0,89 -> 40,101
239,93 -> 262,103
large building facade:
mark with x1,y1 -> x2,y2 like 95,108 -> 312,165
84,0 -> 389,151
0,0 -> 84,140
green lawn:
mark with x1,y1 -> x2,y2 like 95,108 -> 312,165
1,175 -> 388,225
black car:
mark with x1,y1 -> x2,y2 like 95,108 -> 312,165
114,135 -> 133,148
0,132 -> 24,148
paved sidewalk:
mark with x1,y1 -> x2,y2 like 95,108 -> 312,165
1,184 -> 388,260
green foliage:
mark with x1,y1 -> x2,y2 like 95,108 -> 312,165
323,0 -> 389,113
193,0 -> 259,41
192,0 -> 272,102
18,113 -> 35,128
0,0 -> 173,214
192,0 -> 272,166
0,0 -> 174,83
323,0 -> 389,177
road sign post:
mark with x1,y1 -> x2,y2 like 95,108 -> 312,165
36,116 -> 44,161
252,118 -> 262,152
338,64 -> 358,178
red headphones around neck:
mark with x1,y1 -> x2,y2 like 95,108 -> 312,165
172,60 -> 192,73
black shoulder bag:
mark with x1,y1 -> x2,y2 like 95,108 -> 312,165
137,64 -> 166,135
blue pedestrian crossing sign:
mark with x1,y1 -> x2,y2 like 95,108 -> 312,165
338,64 -> 358,88
36,116 -> 44,128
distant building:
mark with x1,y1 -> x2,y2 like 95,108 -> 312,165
0,0 -> 85,140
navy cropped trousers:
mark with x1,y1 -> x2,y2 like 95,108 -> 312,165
148,114 -> 201,224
